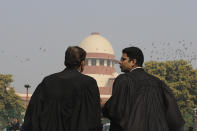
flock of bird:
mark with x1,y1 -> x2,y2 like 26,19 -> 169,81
0,46 -> 47,64
1,41 -> 197,65
130,40 -> 196,64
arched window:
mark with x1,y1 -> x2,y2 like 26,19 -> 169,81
92,58 -> 96,66
100,59 -> 104,66
85,59 -> 89,66
107,60 -> 110,67
112,61 -> 115,67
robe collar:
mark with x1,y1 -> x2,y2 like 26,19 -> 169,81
63,68 -> 80,73
130,66 -> 143,72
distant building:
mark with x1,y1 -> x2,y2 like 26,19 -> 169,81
79,32 -> 118,102
16,93 -> 32,106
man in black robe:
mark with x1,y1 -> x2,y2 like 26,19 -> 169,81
22,46 -> 102,131
103,47 -> 185,131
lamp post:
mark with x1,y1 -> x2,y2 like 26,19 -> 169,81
24,84 -> 31,108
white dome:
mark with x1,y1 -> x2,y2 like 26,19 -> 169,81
79,33 -> 114,55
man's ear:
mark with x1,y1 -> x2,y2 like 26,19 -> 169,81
81,60 -> 85,66
133,59 -> 137,65
130,59 -> 137,67
80,60 -> 85,72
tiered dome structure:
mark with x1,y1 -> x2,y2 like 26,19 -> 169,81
79,32 -> 118,100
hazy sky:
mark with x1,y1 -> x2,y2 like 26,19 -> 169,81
0,0 -> 197,93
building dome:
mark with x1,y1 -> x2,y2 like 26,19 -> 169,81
79,33 -> 118,100
79,32 -> 114,55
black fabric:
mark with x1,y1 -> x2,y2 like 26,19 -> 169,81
22,68 -> 102,131
103,68 -> 185,131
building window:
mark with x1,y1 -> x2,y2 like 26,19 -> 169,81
92,58 -> 96,66
107,60 -> 110,67
85,59 -> 88,66
112,61 -> 115,67
100,59 -> 104,66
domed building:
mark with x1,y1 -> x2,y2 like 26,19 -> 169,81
79,32 -> 118,102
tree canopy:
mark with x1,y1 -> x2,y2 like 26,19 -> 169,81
144,60 -> 197,127
0,74 -> 25,128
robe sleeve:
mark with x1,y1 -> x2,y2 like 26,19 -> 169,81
85,78 -> 102,130
102,74 -> 134,127
22,81 -> 44,131
161,82 -> 185,131
76,78 -> 102,131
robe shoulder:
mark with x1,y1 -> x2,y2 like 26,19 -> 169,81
22,70 -> 101,131
113,74 -> 131,86
103,70 -> 185,131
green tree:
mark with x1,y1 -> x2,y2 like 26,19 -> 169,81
0,74 -> 25,128
144,60 -> 197,127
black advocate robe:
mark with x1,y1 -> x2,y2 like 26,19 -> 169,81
103,68 -> 185,131
22,68 -> 102,131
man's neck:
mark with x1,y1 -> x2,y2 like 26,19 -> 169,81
77,66 -> 83,73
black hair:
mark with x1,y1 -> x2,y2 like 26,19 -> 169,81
122,47 -> 144,66
64,46 -> 86,69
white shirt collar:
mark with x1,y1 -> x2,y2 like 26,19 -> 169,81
130,67 -> 142,72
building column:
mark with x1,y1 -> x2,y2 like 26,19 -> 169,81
104,59 -> 107,67
96,59 -> 99,66
110,60 -> 112,67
